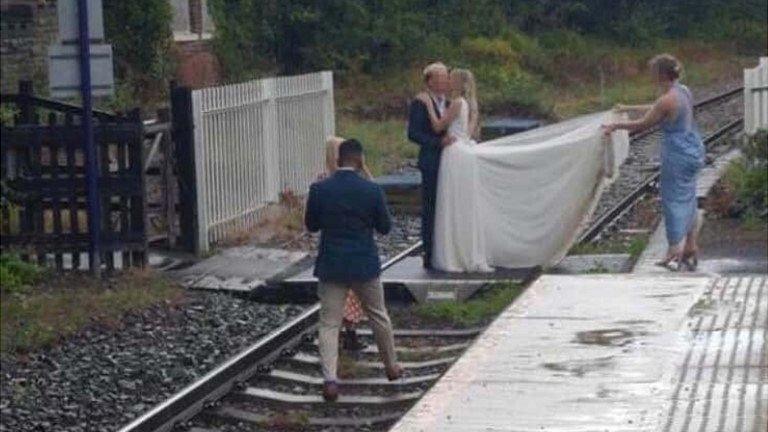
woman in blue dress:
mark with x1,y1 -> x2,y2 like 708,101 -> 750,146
603,54 -> 705,271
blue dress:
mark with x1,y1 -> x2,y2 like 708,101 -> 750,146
660,83 -> 704,246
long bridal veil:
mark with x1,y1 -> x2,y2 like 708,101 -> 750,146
432,111 -> 629,271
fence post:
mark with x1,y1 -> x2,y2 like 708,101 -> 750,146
262,78 -> 281,202
323,71 -> 336,140
170,82 -> 199,253
18,80 -> 34,124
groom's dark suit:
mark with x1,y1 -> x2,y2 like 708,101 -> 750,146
407,97 -> 446,267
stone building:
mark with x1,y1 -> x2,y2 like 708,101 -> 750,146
0,0 -> 58,94
0,0 -> 219,96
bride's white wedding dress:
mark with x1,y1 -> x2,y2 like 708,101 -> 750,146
432,98 -> 493,272
431,99 -> 630,272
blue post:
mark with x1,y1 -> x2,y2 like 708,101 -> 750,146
78,0 -> 101,275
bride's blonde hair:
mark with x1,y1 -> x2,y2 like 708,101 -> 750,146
451,68 -> 480,139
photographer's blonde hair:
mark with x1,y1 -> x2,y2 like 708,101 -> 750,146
324,136 -> 373,179
451,68 -> 480,139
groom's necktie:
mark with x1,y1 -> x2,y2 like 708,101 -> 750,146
432,96 -> 446,118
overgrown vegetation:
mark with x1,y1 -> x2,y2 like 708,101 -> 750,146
0,254 -> 43,295
0,268 -> 183,353
208,0 -> 767,78
208,0 -> 766,117
102,0 -> 173,112
570,236 -> 649,261
414,282 -> 522,327
721,130 -> 768,223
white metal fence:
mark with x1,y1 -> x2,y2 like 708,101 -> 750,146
744,57 -> 768,135
191,71 -> 334,253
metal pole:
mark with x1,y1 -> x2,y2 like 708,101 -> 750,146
78,0 -> 101,275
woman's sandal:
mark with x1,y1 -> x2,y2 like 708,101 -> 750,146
655,256 -> 682,272
681,251 -> 698,272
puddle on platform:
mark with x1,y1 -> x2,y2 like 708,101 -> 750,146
574,328 -> 641,347
542,355 -> 615,377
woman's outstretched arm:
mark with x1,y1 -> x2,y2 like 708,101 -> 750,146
614,103 -> 654,113
415,92 -> 459,133
604,94 -> 674,135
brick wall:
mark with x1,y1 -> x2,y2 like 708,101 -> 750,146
1,0 -> 58,94
174,39 -> 220,88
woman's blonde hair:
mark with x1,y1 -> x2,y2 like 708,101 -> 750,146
324,136 -> 372,179
649,53 -> 683,81
325,136 -> 344,173
451,68 -> 480,139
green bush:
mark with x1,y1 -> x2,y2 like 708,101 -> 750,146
0,254 -> 42,294
726,130 -> 768,217
103,0 -> 173,106
455,37 -> 545,113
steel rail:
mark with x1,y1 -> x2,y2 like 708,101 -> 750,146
118,87 -> 744,432
577,116 -> 744,245
631,86 -> 742,142
117,237 -> 424,432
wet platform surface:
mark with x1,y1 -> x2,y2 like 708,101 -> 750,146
390,274 -> 767,431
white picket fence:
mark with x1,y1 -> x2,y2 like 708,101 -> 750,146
191,71 -> 334,253
744,57 -> 768,135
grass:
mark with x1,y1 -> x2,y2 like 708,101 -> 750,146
337,116 -> 418,177
569,235 -> 649,259
332,39 -> 754,176
262,411 -> 310,431
0,254 -> 44,295
0,267 -> 184,354
337,351 -> 373,379
413,282 -> 522,327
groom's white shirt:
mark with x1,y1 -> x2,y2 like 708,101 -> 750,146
429,92 -> 447,117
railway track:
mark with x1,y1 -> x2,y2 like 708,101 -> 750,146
117,87 -> 745,432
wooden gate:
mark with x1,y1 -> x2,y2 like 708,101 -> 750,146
0,81 -> 147,270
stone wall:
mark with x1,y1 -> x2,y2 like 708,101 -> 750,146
0,0 -> 58,94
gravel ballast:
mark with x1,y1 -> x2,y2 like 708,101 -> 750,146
0,292 -> 305,432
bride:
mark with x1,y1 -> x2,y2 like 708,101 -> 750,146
414,68 -> 493,272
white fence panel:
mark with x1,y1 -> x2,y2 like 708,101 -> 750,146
191,71 -> 334,253
744,57 -> 768,135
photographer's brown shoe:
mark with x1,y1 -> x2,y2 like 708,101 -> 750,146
322,381 -> 339,402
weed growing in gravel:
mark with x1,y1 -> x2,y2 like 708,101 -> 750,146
265,410 -> 310,430
414,282 -> 522,327
0,269 -> 183,354
627,237 -> 648,261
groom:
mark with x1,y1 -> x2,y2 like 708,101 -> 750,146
408,62 -> 455,269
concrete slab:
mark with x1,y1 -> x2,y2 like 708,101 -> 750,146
634,210 -> 706,275
173,247 -> 309,292
283,256 -> 530,303
390,274 -> 767,432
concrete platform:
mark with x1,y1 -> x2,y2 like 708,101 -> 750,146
390,274 -> 767,431
282,256 -> 531,303
172,247 -> 310,292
